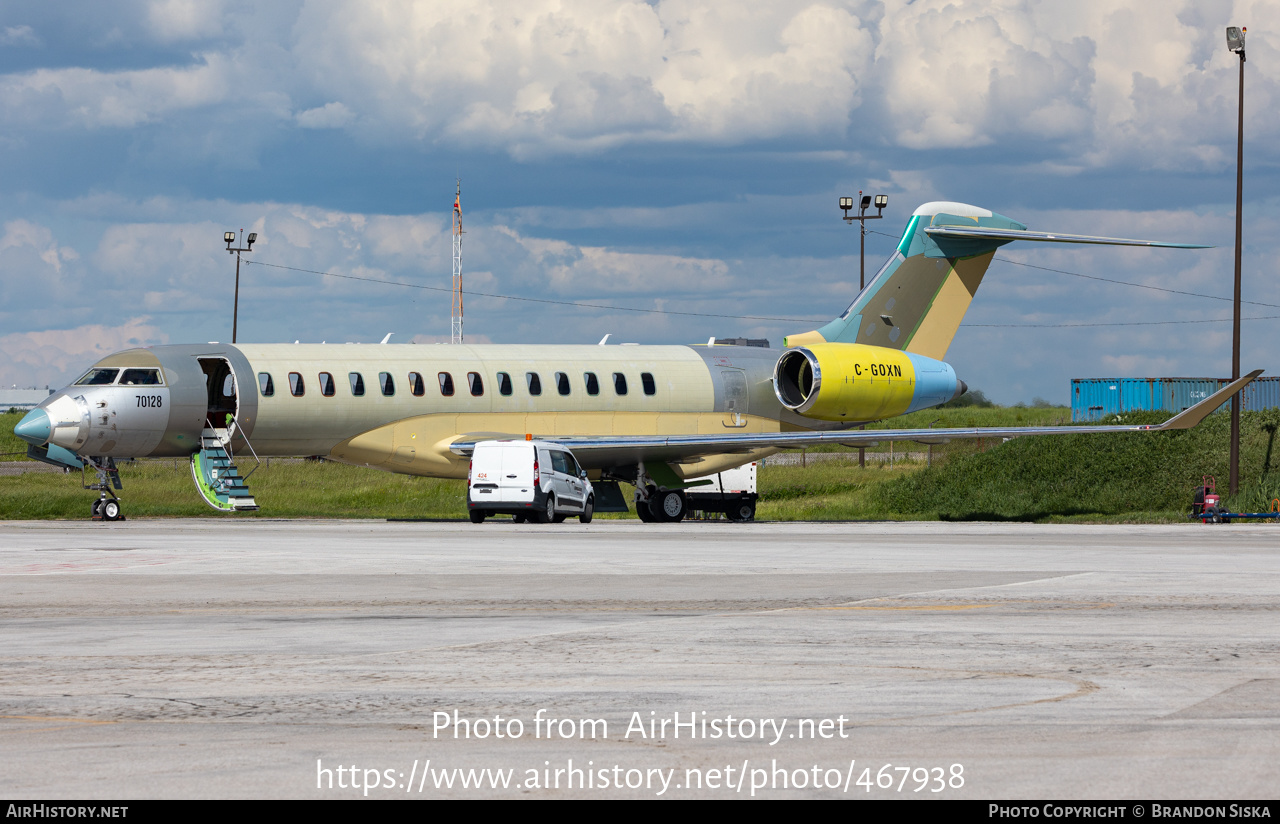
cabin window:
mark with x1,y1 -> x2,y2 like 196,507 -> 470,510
349,372 -> 364,396
409,372 -> 425,396
222,375 -> 236,398
613,372 -> 627,395
526,372 -> 542,396
318,372 -> 335,397
289,372 -> 305,396
379,372 -> 395,396
120,368 -> 162,386
555,372 -> 570,396
259,373 -> 274,397
438,372 -> 454,396
497,372 -> 513,396
641,372 -> 656,396
75,368 -> 119,386
584,372 -> 599,396
468,372 -> 484,396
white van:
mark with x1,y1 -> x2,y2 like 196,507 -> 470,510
467,440 -> 594,524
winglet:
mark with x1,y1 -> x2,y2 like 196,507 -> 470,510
1157,369 -> 1263,430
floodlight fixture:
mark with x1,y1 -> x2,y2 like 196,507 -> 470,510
224,231 -> 235,245
874,194 -> 888,211
860,195 -> 871,211
1227,26 -> 1246,56
246,232 -> 257,247
839,196 -> 853,216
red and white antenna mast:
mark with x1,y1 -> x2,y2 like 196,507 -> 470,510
451,179 -> 464,344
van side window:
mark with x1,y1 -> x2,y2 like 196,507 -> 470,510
564,452 -> 581,476
438,372 -> 454,396
497,372 -> 513,396
551,451 -> 568,474
379,372 -> 395,396
641,372 -> 656,396
409,372 -> 425,396
613,373 -> 627,395
584,372 -> 599,395
526,372 -> 542,396
468,372 -> 484,396
319,372 -> 335,397
259,373 -> 274,397
289,372 -> 305,396
555,372 -> 570,396
349,372 -> 364,396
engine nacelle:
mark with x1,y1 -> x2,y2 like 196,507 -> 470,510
773,343 -> 966,421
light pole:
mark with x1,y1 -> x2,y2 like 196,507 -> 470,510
1227,26 -> 1246,495
840,192 -> 889,468
223,230 -> 257,344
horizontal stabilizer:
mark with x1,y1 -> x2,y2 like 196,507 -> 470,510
924,225 -> 1210,249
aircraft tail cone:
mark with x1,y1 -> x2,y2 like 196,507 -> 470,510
14,408 -> 51,446
952,380 -> 968,403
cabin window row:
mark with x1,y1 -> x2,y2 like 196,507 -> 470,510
259,370 -> 659,398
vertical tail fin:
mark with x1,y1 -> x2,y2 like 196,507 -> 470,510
787,201 -> 1211,360
785,202 -> 1022,360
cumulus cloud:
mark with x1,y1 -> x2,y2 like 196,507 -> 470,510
0,318 -> 169,389
0,25 -> 41,46
0,57 -> 231,129
295,101 -> 355,129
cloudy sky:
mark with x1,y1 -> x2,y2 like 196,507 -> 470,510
2,0 -> 1278,404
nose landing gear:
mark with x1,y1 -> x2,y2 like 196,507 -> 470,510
84,457 -> 125,521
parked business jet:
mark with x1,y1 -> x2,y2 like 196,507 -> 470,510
14,201 -> 1256,522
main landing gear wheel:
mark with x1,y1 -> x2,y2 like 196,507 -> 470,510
102,500 -> 121,521
649,490 -> 687,523
579,495 -> 594,524
469,509 -> 486,524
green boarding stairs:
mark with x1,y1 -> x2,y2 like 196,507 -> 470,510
191,418 -> 260,512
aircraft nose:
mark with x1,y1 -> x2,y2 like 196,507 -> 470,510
14,407 -> 52,446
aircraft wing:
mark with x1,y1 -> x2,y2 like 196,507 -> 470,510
449,370 -> 1261,466
924,225 -> 1211,249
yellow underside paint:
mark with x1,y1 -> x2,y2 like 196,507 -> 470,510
782,329 -> 827,348
329,411 -> 783,479
801,343 -> 916,421
904,252 -> 992,360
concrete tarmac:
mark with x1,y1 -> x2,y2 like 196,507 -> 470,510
1,519 -> 1277,799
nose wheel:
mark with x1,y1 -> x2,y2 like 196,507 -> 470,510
91,496 -> 123,521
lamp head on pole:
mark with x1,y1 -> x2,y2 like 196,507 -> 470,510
839,196 -> 853,217
1227,26 -> 1246,58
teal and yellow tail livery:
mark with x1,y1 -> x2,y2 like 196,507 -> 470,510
785,201 -> 1209,359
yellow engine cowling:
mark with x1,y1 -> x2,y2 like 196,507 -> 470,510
772,343 -> 964,421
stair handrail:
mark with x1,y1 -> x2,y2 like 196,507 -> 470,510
224,414 -> 263,483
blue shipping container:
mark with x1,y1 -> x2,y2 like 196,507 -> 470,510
1071,376 -> 1280,422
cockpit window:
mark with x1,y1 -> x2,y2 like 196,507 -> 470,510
75,368 -> 119,386
120,368 -> 163,386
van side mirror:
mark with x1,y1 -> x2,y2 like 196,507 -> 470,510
580,470 -> 588,480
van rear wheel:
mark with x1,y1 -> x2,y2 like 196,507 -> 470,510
537,494 -> 556,524
469,510 -> 486,524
